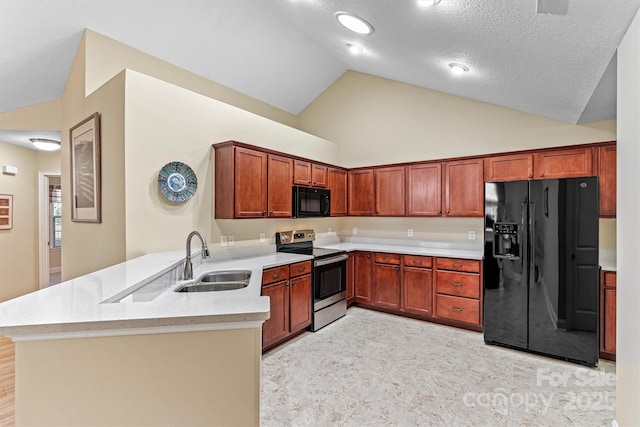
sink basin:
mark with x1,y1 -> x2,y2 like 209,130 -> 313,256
174,270 -> 251,293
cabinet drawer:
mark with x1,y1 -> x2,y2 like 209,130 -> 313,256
436,295 -> 480,325
374,253 -> 401,265
290,261 -> 312,278
435,257 -> 480,273
402,255 -> 432,268
603,271 -> 616,288
262,265 -> 290,285
436,271 -> 480,298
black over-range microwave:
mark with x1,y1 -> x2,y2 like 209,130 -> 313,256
292,186 -> 331,218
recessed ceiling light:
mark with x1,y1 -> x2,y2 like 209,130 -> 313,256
448,63 -> 470,75
335,12 -> 374,35
29,138 -> 61,151
417,0 -> 441,6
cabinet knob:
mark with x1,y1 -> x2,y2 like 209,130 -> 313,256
285,281 -> 289,287
308,180 -> 312,184
262,210 -> 267,215
367,254 -> 371,259
403,268 -> 407,272
269,210 -> 274,215
369,210 -> 373,215
396,267 -> 400,272
313,181 -> 317,184
291,281 -> 295,286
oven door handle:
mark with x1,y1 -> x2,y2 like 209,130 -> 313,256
314,253 -> 349,267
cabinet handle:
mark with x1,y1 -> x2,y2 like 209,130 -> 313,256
272,272 -> 281,279
298,267 -> 305,272
452,263 -> 463,267
412,260 -> 423,264
451,307 -> 463,312
451,282 -> 463,287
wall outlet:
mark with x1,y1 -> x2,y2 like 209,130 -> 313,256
228,235 -> 235,246
408,228 -> 414,237
352,227 -> 358,235
468,230 -> 476,240
260,232 -> 266,243
328,227 -> 332,233
220,235 -> 228,247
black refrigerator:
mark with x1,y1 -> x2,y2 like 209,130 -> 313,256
483,177 -> 599,367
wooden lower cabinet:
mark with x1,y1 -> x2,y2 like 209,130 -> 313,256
600,270 -> 616,360
354,252 -> 373,303
401,255 -> 433,317
434,257 -> 482,329
262,262 -> 312,351
346,253 -> 355,305
373,253 -> 401,309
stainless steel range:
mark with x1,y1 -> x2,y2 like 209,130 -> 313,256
276,230 -> 348,331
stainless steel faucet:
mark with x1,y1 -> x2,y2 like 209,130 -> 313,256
183,231 -> 210,280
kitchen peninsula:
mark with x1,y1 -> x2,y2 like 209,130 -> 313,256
0,248 -> 309,426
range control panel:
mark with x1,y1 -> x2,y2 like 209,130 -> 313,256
276,229 -> 316,245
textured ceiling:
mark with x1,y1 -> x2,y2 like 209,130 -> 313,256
1,0 -> 639,150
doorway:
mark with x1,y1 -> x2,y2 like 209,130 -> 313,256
38,172 -> 62,288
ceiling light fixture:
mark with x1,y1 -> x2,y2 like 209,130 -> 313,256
29,138 -> 61,151
448,63 -> 470,75
417,0 -> 441,6
335,12 -> 374,35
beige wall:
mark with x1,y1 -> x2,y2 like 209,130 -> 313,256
84,30 -> 298,128
60,33 -> 127,280
0,99 -> 60,130
15,328 -> 261,426
124,70 -> 340,257
298,71 -> 616,168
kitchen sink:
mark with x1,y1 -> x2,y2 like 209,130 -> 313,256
174,270 -> 251,292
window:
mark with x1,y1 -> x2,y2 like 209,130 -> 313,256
50,185 -> 61,249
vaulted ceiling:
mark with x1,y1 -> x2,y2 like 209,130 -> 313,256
1,0 -> 639,149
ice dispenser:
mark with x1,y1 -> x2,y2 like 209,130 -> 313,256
494,222 -> 520,259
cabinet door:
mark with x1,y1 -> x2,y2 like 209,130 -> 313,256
375,166 -> 406,216
600,271 -> 616,359
443,159 -> 484,217
402,266 -> 433,317
293,160 -> 312,186
598,145 -> 616,217
346,253 -> 355,304
267,155 -> 293,218
328,168 -> 348,216
484,154 -> 533,182
407,163 -> 442,216
234,147 -> 268,218
348,170 -> 375,216
374,263 -> 401,309
262,281 -> 289,349
354,252 -> 373,303
534,147 -> 594,179
289,274 -> 312,334
312,164 -> 328,188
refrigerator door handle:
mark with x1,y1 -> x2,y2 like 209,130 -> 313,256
529,202 -> 535,288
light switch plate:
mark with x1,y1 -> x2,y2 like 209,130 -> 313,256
468,231 -> 476,240
220,236 -> 228,247
260,233 -> 266,243
408,228 -> 414,237
352,227 -> 358,235
228,235 -> 235,246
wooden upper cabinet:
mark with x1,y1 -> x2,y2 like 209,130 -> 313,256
328,168 -> 347,216
231,147 -> 268,218
406,162 -> 442,216
375,166 -> 406,216
348,169 -> 375,216
598,145 -> 616,217
534,147 -> 594,179
443,159 -> 484,217
294,160 -> 327,187
484,154 -> 533,182
267,154 -> 293,218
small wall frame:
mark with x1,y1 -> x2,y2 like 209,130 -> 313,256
0,194 -> 13,230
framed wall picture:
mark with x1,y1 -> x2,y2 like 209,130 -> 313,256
0,194 -> 13,230
69,112 -> 101,223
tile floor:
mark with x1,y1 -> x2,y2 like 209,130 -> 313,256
261,307 -> 616,426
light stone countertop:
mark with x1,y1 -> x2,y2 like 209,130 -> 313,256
0,247 -> 311,341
